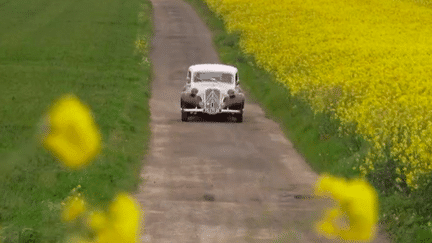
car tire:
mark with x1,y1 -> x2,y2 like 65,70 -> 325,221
181,110 -> 189,122
235,112 -> 243,123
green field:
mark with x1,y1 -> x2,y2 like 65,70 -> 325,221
0,0 -> 153,241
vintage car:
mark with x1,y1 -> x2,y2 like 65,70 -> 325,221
180,64 -> 245,122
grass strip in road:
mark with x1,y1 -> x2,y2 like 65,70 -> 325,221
0,0 -> 153,241
183,0 -> 432,242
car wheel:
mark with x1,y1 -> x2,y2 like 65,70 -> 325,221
181,110 -> 189,122
235,112 -> 243,123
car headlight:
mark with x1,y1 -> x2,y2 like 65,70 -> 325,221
227,89 -> 235,98
191,88 -> 198,97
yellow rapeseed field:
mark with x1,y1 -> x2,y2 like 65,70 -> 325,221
204,0 -> 432,189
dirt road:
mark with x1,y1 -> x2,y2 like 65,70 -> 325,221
135,0 -> 391,242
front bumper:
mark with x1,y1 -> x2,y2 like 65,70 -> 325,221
181,108 -> 242,114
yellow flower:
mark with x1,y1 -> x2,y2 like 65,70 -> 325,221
42,94 -> 101,169
62,195 -> 86,222
315,208 -> 346,239
314,174 -> 378,241
109,193 -> 142,243
87,210 -> 109,232
91,193 -> 143,243
395,167 -> 401,175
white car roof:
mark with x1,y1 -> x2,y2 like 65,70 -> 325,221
189,64 -> 238,74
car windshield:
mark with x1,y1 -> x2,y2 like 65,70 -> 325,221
193,72 -> 233,84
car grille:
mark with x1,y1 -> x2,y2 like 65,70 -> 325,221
204,89 -> 220,114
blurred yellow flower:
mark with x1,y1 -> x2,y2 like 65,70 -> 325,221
62,195 -> 86,222
87,210 -> 109,232
42,94 -> 101,169
316,208 -> 346,238
314,174 -> 378,241
91,193 -> 143,243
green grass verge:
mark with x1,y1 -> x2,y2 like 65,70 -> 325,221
0,0 -> 153,242
183,0 -> 432,242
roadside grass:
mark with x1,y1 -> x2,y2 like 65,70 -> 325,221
0,0 -> 153,242
183,0 -> 432,242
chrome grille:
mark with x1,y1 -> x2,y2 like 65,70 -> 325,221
204,89 -> 220,114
